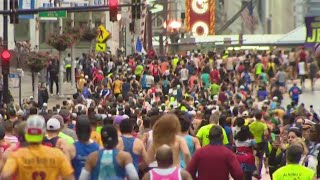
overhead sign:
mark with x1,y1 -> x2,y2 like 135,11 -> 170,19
96,43 -> 106,52
305,16 -> 320,48
97,25 -> 110,43
19,0 -> 35,19
39,10 -> 67,18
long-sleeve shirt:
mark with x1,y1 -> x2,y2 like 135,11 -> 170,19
187,144 -> 244,180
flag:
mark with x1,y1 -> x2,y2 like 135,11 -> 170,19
241,1 -> 258,32
135,37 -> 146,54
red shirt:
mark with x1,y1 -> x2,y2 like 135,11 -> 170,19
187,145 -> 244,180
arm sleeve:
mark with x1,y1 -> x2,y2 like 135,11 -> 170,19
59,152 -> 74,177
228,152 -> 244,180
79,168 -> 90,180
125,163 -> 139,180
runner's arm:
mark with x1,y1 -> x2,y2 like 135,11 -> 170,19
181,169 -> 193,180
122,152 -> 139,180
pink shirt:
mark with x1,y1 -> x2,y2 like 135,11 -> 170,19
150,167 -> 181,180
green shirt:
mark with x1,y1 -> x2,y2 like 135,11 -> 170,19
273,164 -> 315,180
249,120 -> 267,143
135,65 -> 144,75
209,83 -> 220,95
58,132 -> 75,144
196,124 -> 229,146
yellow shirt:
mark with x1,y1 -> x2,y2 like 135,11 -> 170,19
77,78 -> 86,90
113,80 -> 122,94
90,131 -> 103,147
196,124 -> 229,146
2,145 -> 73,180
249,120 -> 267,143
273,164 -> 315,180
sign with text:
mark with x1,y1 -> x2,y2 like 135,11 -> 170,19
305,16 -> 320,48
19,0 -> 35,19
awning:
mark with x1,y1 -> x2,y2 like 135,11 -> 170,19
275,26 -> 306,45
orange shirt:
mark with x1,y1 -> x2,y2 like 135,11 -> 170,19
160,61 -> 169,74
2,145 -> 73,180
90,131 -> 103,147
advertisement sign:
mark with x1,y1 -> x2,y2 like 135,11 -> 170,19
185,0 -> 215,37
19,0 -> 35,19
305,16 -> 320,48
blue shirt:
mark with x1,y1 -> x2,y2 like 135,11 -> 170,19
91,149 -> 126,180
289,86 -> 302,99
72,141 -> 99,180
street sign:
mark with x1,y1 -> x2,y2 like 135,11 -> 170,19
19,0 -> 35,19
39,10 -> 67,18
8,73 -> 20,88
96,43 -> 106,52
97,25 -> 110,43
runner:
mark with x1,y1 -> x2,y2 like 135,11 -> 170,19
1,115 -> 74,180
79,125 -> 139,179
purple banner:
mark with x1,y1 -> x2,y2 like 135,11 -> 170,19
305,16 -> 320,48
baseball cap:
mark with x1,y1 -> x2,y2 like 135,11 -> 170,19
25,115 -> 46,143
242,111 -> 249,117
52,114 -> 64,126
272,96 -> 278,101
46,118 -> 61,131
43,103 -> 48,107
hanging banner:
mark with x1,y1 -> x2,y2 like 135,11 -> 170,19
19,0 -> 35,19
305,16 -> 320,48
185,0 -> 215,37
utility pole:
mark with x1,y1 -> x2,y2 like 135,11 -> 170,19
71,6 -> 76,87
2,0 -> 9,104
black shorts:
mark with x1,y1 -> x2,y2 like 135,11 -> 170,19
254,142 -> 266,157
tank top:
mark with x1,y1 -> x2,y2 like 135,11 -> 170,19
72,141 -> 100,180
180,135 -> 195,168
121,136 -> 140,170
91,149 -> 126,180
150,167 -> 181,180
43,136 -> 60,147
256,63 -> 263,75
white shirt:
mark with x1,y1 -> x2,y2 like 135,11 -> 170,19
180,68 -> 189,81
298,62 -> 306,75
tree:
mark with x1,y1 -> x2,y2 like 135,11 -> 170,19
27,51 -> 48,102
47,30 -> 79,96
81,26 -> 98,52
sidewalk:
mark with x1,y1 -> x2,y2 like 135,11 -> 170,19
10,70 -> 77,108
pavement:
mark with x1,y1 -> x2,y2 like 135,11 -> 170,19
10,70 -> 77,108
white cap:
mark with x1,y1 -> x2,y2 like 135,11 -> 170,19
272,96 -> 278,101
46,118 -> 61,131
239,85 -> 245,90
85,75 -> 89,79
29,96 -> 34,99
242,111 -> 249,116
43,103 -> 48,107
213,95 -> 218,101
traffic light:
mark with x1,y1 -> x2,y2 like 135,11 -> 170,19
10,0 -> 19,24
109,0 -> 118,22
1,50 -> 11,74
132,0 -> 141,19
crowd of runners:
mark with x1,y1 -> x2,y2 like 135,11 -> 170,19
0,47 -> 319,180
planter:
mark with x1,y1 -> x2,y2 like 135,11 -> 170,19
27,51 -> 48,73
